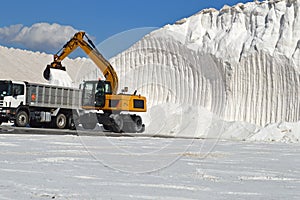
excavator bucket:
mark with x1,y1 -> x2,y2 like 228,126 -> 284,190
43,64 -> 66,80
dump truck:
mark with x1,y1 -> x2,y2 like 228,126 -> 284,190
0,80 -> 81,129
0,79 -> 145,133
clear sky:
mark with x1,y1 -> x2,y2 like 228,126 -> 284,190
0,0 -> 253,57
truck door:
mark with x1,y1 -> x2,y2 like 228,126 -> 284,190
11,83 -> 25,107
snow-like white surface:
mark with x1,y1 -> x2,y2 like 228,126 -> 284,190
1,0 -> 300,143
48,68 -> 73,87
0,134 -> 299,199
0,46 -> 96,85
1,0 -> 300,198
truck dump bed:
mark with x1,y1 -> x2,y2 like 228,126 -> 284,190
26,83 -> 81,109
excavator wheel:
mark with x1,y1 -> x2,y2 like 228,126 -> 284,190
110,114 -> 123,133
130,115 -> 144,133
102,124 -> 113,131
82,122 -> 97,130
80,113 -> 97,130
122,115 -> 145,133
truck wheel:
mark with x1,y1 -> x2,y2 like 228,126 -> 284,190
55,113 -> 67,129
68,114 -> 79,130
68,117 -> 76,130
15,111 -> 29,127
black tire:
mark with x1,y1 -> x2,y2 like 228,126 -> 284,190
110,114 -> 123,133
82,122 -> 97,130
130,115 -> 144,133
103,124 -> 113,131
68,114 -> 79,130
122,122 -> 133,133
80,113 -> 97,130
55,113 -> 67,129
15,111 -> 29,127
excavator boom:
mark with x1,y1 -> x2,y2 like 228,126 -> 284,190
43,31 -> 119,94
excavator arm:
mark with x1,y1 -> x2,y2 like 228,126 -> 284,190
43,31 -> 119,94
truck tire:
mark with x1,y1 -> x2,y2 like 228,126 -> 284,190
15,111 -> 29,127
68,114 -> 78,130
55,113 -> 67,129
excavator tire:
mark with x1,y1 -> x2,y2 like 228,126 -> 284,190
122,115 -> 145,133
103,124 -> 113,132
130,115 -> 144,133
82,122 -> 97,130
80,113 -> 97,130
110,114 -> 123,133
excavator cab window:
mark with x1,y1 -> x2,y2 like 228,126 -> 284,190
82,81 -> 112,108
82,82 -> 95,107
95,81 -> 105,108
101,81 -> 112,95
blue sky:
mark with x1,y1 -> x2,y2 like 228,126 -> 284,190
0,0 -> 253,57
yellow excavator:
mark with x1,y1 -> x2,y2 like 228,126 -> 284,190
43,31 -> 146,133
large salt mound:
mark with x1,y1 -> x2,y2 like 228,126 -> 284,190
0,46 -> 96,85
110,0 -> 300,127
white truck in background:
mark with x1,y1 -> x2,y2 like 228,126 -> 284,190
0,80 -> 81,129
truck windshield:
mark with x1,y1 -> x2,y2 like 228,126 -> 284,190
0,81 -> 12,97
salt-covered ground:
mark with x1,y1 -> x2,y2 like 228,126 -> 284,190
0,134 -> 299,199
1,1 -> 300,198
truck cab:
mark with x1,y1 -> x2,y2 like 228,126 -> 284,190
0,80 -> 26,125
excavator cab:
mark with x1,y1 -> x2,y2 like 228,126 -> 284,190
81,80 -> 112,109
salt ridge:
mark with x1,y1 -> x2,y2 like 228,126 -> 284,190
110,0 -> 300,127
0,46 -> 96,84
